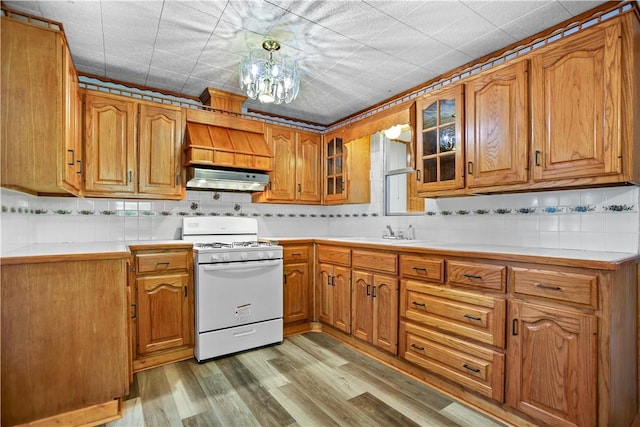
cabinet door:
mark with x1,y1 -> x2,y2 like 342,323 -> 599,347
62,44 -> 83,193
415,85 -> 465,193
333,266 -> 352,333
265,125 -> 297,201
283,261 -> 310,324
351,270 -> 373,343
466,60 -> 529,188
507,301 -> 597,427
372,275 -> 398,354
138,103 -> 183,198
324,137 -> 347,203
531,20 -> 621,181
84,93 -> 136,194
136,273 -> 190,355
296,131 -> 322,203
317,263 -> 334,325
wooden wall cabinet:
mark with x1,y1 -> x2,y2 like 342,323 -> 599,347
465,59 -> 529,189
415,12 -> 639,198
84,90 -> 184,199
253,125 -> 321,204
282,243 -> 314,334
1,17 -> 83,196
317,245 -> 352,333
129,245 -> 194,372
322,135 -> 371,204
1,256 -> 129,426
415,84 -> 465,194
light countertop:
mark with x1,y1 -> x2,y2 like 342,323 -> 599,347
273,236 -> 639,266
0,240 -> 190,264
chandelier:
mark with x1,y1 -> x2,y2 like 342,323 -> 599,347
239,40 -> 300,104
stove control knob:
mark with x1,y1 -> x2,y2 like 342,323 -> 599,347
257,252 -> 265,259
223,253 -> 231,262
210,254 -> 220,262
241,252 -> 248,260
267,251 -> 274,259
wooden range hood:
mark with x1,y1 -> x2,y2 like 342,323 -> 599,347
184,88 -> 273,172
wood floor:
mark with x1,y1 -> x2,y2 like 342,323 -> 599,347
108,332 -> 505,427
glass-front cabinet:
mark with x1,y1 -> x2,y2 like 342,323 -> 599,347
324,136 -> 346,202
415,84 -> 464,193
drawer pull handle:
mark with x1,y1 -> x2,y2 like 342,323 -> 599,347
292,252 -> 302,256
536,283 -> 562,291
464,314 -> 482,321
463,274 -> 482,280
412,267 -> 427,272
366,284 -> 371,296
463,364 -> 481,374
410,343 -> 425,351
156,261 -> 170,266
411,301 -> 426,307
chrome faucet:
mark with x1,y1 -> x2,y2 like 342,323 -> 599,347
385,225 -> 395,238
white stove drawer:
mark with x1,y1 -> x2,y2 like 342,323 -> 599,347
195,318 -> 283,361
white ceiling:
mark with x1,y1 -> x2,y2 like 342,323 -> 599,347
5,0 -> 607,125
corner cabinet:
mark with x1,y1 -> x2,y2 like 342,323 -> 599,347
531,18 -> 622,182
415,85 -> 465,194
323,135 -> 370,204
129,245 -> 194,372
1,16 -> 83,196
83,90 -> 184,199
253,126 -> 321,204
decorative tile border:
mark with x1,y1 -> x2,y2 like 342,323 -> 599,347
0,201 -> 636,219
424,203 -> 636,217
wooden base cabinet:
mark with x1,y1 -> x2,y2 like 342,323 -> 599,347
352,271 -> 399,354
130,245 -> 194,371
1,256 -> 129,426
317,245 -> 352,333
282,243 -> 313,332
507,301 -> 597,427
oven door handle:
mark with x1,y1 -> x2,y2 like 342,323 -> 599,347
201,259 -> 282,271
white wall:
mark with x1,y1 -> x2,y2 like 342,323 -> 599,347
1,138 -> 639,255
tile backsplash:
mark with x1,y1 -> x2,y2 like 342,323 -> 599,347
1,185 -> 639,255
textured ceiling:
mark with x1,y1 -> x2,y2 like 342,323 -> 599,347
4,0 -> 607,125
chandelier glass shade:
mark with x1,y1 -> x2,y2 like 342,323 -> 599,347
239,40 -> 300,104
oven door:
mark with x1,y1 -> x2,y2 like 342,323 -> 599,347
195,259 -> 283,333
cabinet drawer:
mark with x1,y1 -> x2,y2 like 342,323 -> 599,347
511,267 -> 598,307
283,245 -> 310,262
447,261 -> 506,292
352,250 -> 397,274
136,251 -> 190,273
317,245 -> 351,266
401,321 -> 504,402
400,254 -> 444,283
402,280 -> 506,348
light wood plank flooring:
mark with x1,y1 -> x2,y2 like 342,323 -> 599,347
108,332 -> 504,427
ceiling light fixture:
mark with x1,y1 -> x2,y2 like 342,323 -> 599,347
239,39 -> 299,105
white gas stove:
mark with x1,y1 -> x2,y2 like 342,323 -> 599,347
182,217 -> 283,362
